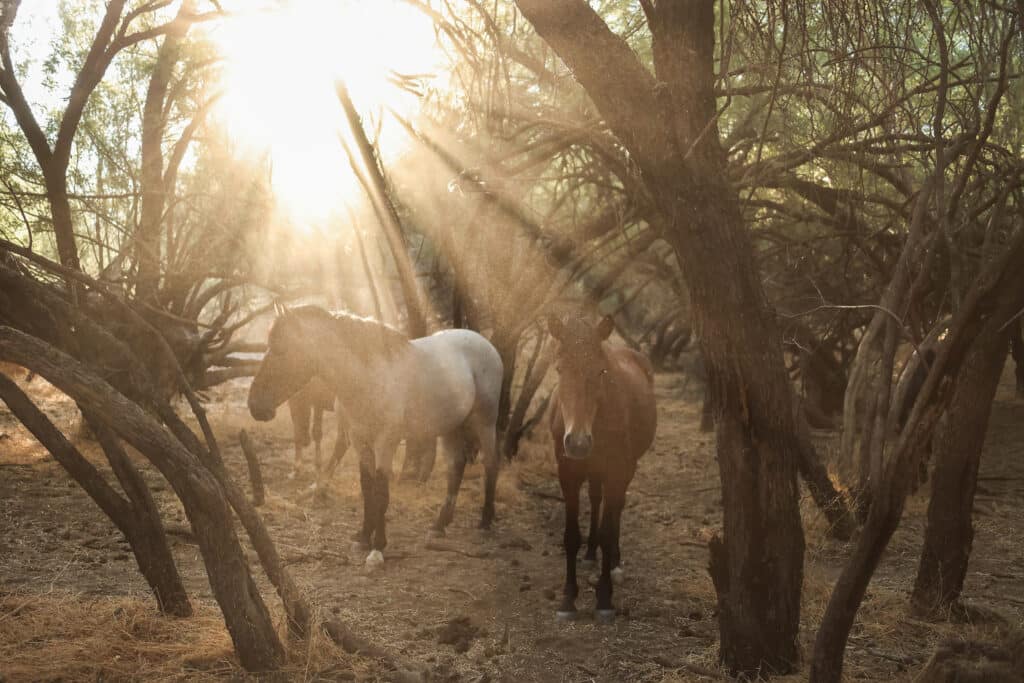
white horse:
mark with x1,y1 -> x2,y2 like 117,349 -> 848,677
248,304 -> 503,567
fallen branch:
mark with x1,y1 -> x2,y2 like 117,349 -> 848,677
423,541 -> 492,559
238,430 -> 265,506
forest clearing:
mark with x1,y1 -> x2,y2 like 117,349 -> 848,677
2,1 -> 1024,681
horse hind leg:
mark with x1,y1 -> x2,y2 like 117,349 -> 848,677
431,432 -> 469,536
475,422 -> 499,530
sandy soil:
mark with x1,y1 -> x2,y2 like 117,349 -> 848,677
2,363 -> 1023,681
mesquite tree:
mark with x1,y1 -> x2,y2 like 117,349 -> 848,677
514,1 -> 807,674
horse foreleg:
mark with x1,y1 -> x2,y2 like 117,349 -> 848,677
372,442 -> 397,551
432,434 -> 468,536
288,398 -> 310,479
582,475 -> 602,567
557,461 -> 584,620
595,488 -> 626,623
353,445 -> 375,552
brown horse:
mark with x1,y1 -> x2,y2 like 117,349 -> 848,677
548,313 -> 657,623
286,377 -> 350,487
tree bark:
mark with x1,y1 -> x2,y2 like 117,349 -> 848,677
238,429 -> 266,506
1009,319 -> 1024,398
91,422 -> 192,617
0,328 -> 284,671
810,235 -> 1024,683
0,372 -> 191,618
911,326 -> 1008,615
515,1 -> 805,674
136,2 -> 195,303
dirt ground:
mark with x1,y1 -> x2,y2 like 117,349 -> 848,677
2,362 -> 1023,681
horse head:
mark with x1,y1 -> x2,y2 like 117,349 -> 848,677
248,304 -> 320,421
548,313 -> 615,460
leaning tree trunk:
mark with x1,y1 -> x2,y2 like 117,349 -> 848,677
0,373 -> 191,617
515,1 -> 805,674
0,328 -> 285,671
911,324 -> 1009,615
810,231 -> 1024,683
336,81 -> 437,480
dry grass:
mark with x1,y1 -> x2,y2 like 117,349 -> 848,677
0,591 -> 370,682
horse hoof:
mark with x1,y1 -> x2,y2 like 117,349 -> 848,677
555,609 -> 578,621
579,558 -> 596,570
610,566 -> 625,584
595,609 -> 616,624
365,550 -> 384,571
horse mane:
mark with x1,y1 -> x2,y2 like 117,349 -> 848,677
276,305 -> 410,360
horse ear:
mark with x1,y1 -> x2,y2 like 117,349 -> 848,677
596,315 -> 614,340
546,315 -> 565,341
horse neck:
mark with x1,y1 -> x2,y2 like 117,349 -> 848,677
317,317 -> 414,406
595,343 -> 627,416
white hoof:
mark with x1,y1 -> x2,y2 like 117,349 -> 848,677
610,566 -> 625,585
364,550 -> 384,571
555,609 -> 578,621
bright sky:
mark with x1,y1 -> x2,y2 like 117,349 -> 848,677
7,1 -> 441,226
204,0 -> 441,224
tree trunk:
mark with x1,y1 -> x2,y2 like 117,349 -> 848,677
0,328 -> 285,671
1009,319 -> 1024,398
810,235 -> 1024,683
92,423 -> 192,616
136,2 -> 194,303
0,372 -> 191,618
515,1 -> 805,674
911,327 -> 1008,615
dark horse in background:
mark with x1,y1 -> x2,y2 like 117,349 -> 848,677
247,304 -> 504,568
548,313 -> 657,622
285,377 -> 350,487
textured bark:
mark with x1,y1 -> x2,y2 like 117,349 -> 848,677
0,328 -> 284,671
0,372 -> 191,617
515,1 -> 805,674
238,429 -> 266,506
911,326 -> 1008,614
810,238 -> 1024,683
136,2 -> 195,303
91,423 -> 192,617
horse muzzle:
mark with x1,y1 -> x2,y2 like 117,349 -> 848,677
563,432 -> 593,460
248,400 -> 276,422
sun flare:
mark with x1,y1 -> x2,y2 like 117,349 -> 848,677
205,0 -> 439,224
